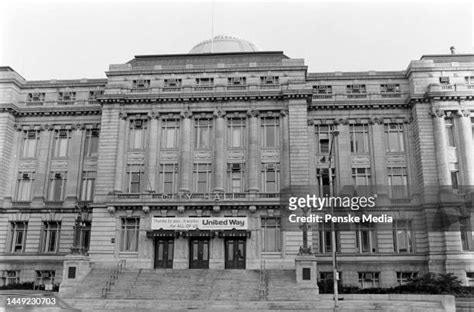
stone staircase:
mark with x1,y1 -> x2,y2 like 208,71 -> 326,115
61,268 -> 451,312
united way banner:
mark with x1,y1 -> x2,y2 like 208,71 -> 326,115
151,217 -> 248,230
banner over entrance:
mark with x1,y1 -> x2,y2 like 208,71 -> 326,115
151,217 -> 248,230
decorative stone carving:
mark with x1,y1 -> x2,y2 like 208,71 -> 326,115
177,206 -> 185,214
430,108 -> 445,118
249,206 -> 257,213
280,110 -> 289,117
247,109 -> 259,118
213,205 -> 220,213
180,110 -> 193,119
107,206 -> 115,214
213,110 -> 226,118
142,206 -> 150,214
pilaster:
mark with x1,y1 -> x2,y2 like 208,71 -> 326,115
247,109 -> 260,193
179,110 -> 192,193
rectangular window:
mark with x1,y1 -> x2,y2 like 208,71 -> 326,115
315,125 -> 333,154
80,171 -> 96,201
393,220 -> 414,253
313,85 -> 333,96
387,167 -> 408,198
261,163 -> 280,193
53,130 -> 70,158
350,124 -> 369,153
318,223 -> 340,253
81,221 -> 91,253
129,119 -> 146,150
164,78 -> 182,88
227,163 -> 244,193
22,130 -> 38,158
396,272 -> 418,286
132,79 -> 150,90
227,118 -> 246,148
352,168 -> 371,195
465,76 -> 474,84
84,129 -> 99,157
261,117 -> 280,148
161,119 -> 180,149
195,78 -> 214,86
58,92 -> 76,104
27,92 -> 45,104
88,90 -> 103,104
193,163 -> 212,193
445,118 -> 455,147
8,222 -> 27,253
380,84 -> 401,97
347,84 -> 367,98
126,166 -> 144,193
261,217 -> 281,252
385,124 -> 405,152
16,172 -> 33,201
260,76 -> 279,85
451,164 -> 459,190
227,77 -> 246,85
120,218 -> 139,252
356,223 -> 377,253
40,221 -> 61,253
316,168 -> 336,196
5,271 -> 20,285
35,270 -> 56,289
358,272 -> 380,289
48,172 -> 66,201
194,119 -> 212,149
159,164 -> 178,194
461,217 -> 473,251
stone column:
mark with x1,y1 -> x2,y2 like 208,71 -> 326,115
281,110 -> 290,189
114,114 -> 127,192
65,125 -> 83,204
32,127 -> 52,204
179,110 -> 192,193
213,110 -> 226,193
371,119 -> 388,198
147,113 -> 159,192
458,109 -> 474,186
247,109 -> 260,193
431,109 -> 450,186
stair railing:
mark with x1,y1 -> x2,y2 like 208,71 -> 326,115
258,259 -> 267,300
101,259 -> 126,298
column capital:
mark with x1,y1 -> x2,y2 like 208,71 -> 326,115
180,110 -> 193,119
213,110 -> 226,118
280,110 -> 289,117
247,109 -> 259,118
430,108 -> 445,118
456,109 -> 471,118
369,117 -> 383,125
149,111 -> 160,119
118,112 -> 127,120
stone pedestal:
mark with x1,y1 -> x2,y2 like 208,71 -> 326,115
295,255 -> 319,293
58,254 -> 91,297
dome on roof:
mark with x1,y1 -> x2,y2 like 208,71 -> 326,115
189,35 -> 260,54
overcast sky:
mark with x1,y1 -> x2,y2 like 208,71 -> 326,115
1,1 -> 473,80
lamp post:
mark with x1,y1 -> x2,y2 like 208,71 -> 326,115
71,205 -> 88,255
327,129 -> 340,308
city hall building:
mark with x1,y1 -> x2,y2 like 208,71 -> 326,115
0,36 -> 473,289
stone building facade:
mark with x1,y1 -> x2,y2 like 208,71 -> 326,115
0,36 -> 473,289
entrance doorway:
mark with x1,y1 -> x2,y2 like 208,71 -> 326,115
224,238 -> 246,269
189,238 -> 210,269
154,238 -> 174,269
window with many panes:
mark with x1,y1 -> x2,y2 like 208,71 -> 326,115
16,172 -> 33,201
315,125 -> 333,154
393,220 -> 414,253
347,84 -> 367,97
356,223 -> 377,253
227,118 -> 246,148
195,78 -> 214,86
193,163 -> 212,193
5,271 -> 20,285
126,166 -> 144,193
350,124 -> 369,153
385,124 -> 405,152
58,92 -> 76,104
48,172 -> 66,201
261,217 -> 281,252
22,130 -> 38,158
40,221 -> 61,253
261,117 -> 280,148
380,84 -> 401,97
88,90 -> 103,104
352,168 -> 371,195
84,129 -> 99,157
228,77 -> 246,86
159,164 -> 178,194
260,76 -> 279,85
27,92 -> 45,104
161,119 -> 180,149
261,163 -> 280,193
445,118 -> 456,147
316,168 -> 336,197
397,272 -> 418,285
80,171 -> 96,201
465,76 -> 474,84
8,222 -> 27,253
132,79 -> 150,90
194,119 -> 212,149
387,167 -> 408,198
164,78 -> 182,88
313,85 -> 333,97
129,119 -> 146,150
358,272 -> 380,288
227,163 -> 244,193
53,130 -> 70,158
35,270 -> 56,288
120,218 -> 139,252
318,223 -> 340,253
461,217 -> 473,251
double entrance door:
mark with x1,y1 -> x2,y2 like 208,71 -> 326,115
224,238 -> 246,269
189,238 -> 210,269
154,238 -> 174,269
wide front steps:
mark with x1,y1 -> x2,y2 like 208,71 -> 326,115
266,270 -> 316,301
